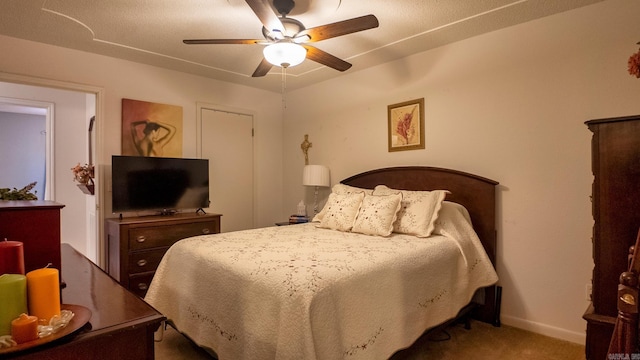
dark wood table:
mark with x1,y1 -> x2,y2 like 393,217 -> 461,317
6,244 -> 165,359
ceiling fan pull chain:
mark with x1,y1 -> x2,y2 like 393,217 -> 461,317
281,65 -> 287,110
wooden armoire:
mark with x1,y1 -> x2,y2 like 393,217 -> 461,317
584,115 -> 640,360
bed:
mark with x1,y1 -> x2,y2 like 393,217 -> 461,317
145,166 -> 500,360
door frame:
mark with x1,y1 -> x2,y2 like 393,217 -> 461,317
196,102 -> 256,230
0,71 -> 106,267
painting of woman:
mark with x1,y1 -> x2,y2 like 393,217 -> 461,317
130,120 -> 176,157
122,99 -> 183,157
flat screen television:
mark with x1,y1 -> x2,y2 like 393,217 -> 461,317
111,155 -> 209,214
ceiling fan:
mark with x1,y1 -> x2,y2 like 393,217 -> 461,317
183,0 -> 379,77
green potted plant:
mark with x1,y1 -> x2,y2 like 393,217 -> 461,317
0,182 -> 38,200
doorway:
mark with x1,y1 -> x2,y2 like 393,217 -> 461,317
0,74 -> 104,266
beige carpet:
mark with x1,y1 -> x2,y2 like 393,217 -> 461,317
155,320 -> 585,360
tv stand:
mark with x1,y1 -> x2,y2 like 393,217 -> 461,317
196,207 -> 206,215
106,212 -> 221,297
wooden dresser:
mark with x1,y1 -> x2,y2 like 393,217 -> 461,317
584,115 -> 640,360
107,213 -> 221,297
0,201 -> 65,273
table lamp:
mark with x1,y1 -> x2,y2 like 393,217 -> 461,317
302,165 -> 330,215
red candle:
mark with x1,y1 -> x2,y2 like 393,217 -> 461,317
0,240 -> 25,275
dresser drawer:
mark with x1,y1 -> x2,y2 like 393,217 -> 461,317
128,220 -> 217,250
128,248 -> 168,274
129,272 -> 155,297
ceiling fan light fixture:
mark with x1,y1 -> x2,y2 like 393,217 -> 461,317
263,41 -> 306,68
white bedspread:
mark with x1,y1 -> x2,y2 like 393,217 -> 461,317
145,214 -> 498,360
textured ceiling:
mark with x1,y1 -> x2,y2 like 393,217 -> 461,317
0,0 -> 602,92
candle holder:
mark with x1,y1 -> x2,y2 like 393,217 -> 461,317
0,304 -> 91,354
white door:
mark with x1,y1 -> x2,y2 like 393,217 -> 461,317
200,107 -> 254,232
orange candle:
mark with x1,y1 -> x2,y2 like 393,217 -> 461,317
0,274 -> 28,336
26,268 -> 60,323
11,313 -> 38,343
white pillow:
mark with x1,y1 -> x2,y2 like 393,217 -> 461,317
373,185 -> 449,237
312,184 -> 372,222
352,193 -> 403,237
331,183 -> 374,196
432,201 -> 472,235
318,192 -> 365,232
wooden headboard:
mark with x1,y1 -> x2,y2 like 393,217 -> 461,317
341,166 -> 499,324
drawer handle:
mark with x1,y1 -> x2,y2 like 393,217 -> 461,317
137,259 -> 148,267
138,283 -> 148,291
136,235 -> 146,243
202,228 -> 210,234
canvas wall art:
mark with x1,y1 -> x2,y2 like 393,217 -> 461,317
122,98 -> 183,157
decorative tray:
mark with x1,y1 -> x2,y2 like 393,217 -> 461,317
0,304 -> 91,355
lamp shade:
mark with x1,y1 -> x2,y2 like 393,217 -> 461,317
263,41 -> 307,68
302,165 -> 330,187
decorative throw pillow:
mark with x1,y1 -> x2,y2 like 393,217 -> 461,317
373,185 -> 449,237
318,192 -> 365,232
312,184 -> 372,222
331,184 -> 374,196
352,193 -> 403,237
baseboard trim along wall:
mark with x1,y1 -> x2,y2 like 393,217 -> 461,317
500,315 -> 585,345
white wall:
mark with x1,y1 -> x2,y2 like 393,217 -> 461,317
282,0 -> 640,344
0,111 -> 46,196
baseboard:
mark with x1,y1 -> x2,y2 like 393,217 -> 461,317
500,314 -> 586,345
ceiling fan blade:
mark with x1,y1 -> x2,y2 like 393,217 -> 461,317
303,45 -> 352,72
298,15 -> 379,43
252,58 -> 273,77
183,39 -> 263,45
245,0 -> 285,33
